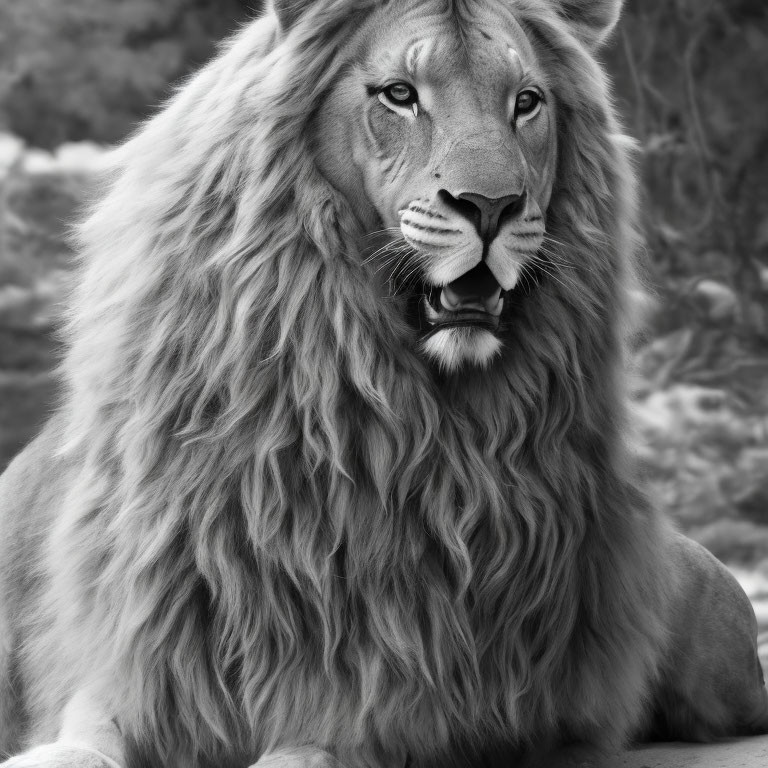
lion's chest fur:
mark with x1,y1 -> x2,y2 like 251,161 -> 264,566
234,445 -> 592,759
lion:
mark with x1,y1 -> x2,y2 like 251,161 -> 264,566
0,0 -> 766,766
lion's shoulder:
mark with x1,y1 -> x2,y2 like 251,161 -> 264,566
0,422 -> 72,600
0,422 -> 66,516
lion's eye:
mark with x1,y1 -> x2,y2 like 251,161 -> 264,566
381,82 -> 418,106
515,89 -> 542,119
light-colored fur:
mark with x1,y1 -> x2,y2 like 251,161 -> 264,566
420,328 -> 503,372
0,1 -> 766,767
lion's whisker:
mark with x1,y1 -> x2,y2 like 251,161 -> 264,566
373,250 -> 408,274
532,260 -> 578,294
536,242 -> 573,267
376,245 -> 414,278
362,236 -> 410,264
364,226 -> 402,238
363,246 -> 402,272
362,243 -> 399,266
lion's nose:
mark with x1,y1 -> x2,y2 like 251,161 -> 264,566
440,190 -> 524,243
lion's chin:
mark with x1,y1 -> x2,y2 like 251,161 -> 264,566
419,327 -> 502,372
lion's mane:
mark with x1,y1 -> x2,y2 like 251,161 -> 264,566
27,2 -> 669,766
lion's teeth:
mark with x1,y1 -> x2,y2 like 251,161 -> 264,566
423,296 -> 439,324
487,295 -> 504,317
440,284 -> 485,312
440,286 -> 459,310
440,284 -> 503,315
484,286 -> 504,316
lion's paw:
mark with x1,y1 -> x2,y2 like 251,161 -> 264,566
251,747 -> 346,768
0,744 -> 121,768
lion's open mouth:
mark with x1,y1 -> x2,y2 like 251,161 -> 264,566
420,262 -> 504,336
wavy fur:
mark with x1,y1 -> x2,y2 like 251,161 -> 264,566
19,2 -> 670,766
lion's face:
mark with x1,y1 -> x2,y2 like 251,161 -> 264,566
314,0 -> 557,371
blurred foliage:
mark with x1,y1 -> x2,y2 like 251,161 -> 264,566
608,0 -> 768,338
634,379 -> 768,563
0,0 -> 257,147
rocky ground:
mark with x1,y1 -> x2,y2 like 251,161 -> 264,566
1,133 -> 768,670
553,736 -> 768,767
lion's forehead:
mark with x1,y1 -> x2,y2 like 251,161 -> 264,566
365,0 -> 543,88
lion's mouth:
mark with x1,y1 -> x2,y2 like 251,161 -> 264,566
419,262 -> 504,335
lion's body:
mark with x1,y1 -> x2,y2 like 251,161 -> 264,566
0,1 -> 766,767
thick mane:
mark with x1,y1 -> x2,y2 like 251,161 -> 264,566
31,2 -> 668,765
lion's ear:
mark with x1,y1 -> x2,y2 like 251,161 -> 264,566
269,0 -> 318,32
547,0 -> 624,49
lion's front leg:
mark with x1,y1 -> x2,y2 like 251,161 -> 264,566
646,532 -> 768,740
252,747 -> 411,768
1,746 -> 119,768
0,689 -> 124,768
251,747 -> 347,768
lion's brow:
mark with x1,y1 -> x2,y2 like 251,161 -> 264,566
508,47 -> 525,81
405,39 -> 434,78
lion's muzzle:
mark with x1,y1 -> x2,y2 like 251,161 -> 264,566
440,190 -> 525,246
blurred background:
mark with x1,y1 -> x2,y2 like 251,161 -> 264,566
0,0 -> 766,654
